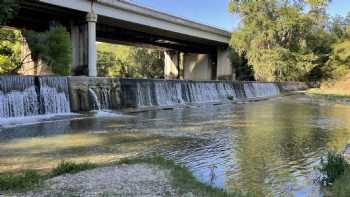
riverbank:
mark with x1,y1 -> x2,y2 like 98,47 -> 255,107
305,88 -> 350,104
0,157 -> 242,197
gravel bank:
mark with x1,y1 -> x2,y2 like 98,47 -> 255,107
7,164 -> 192,197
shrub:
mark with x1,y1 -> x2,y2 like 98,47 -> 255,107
50,161 -> 97,177
317,151 -> 349,186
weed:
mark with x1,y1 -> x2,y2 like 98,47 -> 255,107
50,161 -> 97,177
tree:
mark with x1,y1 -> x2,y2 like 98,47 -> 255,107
0,0 -> 19,25
97,43 -> 164,78
323,26 -> 350,79
24,25 -> 72,75
133,48 -> 164,79
229,49 -> 254,81
229,0 -> 331,82
0,27 -> 24,74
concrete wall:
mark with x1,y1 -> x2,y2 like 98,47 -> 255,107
217,47 -> 234,80
68,76 -> 121,112
65,77 -> 311,112
164,50 -> 179,79
18,37 -> 52,75
183,53 -> 211,80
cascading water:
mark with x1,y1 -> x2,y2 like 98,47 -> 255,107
39,76 -> 70,114
0,76 -> 71,119
0,76 -> 39,118
88,88 -> 102,110
120,79 -> 282,108
88,87 -> 113,110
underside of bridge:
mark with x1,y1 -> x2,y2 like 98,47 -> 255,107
9,0 -> 234,80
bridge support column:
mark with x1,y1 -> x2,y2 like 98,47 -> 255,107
164,50 -> 180,79
71,23 -> 88,75
217,47 -> 235,80
86,11 -> 98,77
183,53 -> 212,80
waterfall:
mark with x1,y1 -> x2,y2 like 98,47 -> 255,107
88,88 -> 102,110
244,82 -> 280,99
88,87 -> 113,110
39,76 -> 70,114
0,76 -> 39,118
0,76 -> 71,119
120,79 -> 282,108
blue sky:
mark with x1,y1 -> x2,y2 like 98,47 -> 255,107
131,0 -> 350,31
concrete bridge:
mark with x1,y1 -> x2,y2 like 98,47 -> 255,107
11,0 -> 233,80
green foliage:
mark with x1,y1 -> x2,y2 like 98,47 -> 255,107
97,43 -> 164,78
324,39 -> 350,79
316,151 -> 350,197
229,0 -> 332,82
229,50 -> 254,81
317,152 -> 349,186
0,0 -> 19,25
50,161 -> 97,177
0,170 -> 41,192
24,26 -> 72,75
0,27 -> 21,74
0,161 -> 96,193
133,48 -> 164,78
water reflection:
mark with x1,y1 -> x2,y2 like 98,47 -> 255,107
1,95 -> 350,196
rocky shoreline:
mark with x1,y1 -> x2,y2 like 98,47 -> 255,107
5,164 -> 188,197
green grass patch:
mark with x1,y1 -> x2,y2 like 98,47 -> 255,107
118,156 -> 249,197
0,170 -> 42,192
50,161 -> 97,177
306,89 -> 350,101
0,161 -> 97,193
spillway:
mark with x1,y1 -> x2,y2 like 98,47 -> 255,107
0,76 -> 71,119
120,79 -> 281,108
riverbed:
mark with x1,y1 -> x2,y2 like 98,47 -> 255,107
1,94 -> 350,196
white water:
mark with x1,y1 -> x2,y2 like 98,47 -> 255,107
39,77 -> 71,114
88,87 -> 113,110
0,76 -> 71,119
130,80 -> 281,107
0,86 -> 39,118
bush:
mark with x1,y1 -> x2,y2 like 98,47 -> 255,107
50,161 -> 97,177
317,152 -> 349,186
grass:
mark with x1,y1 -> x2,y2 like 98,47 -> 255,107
117,156 -> 249,197
317,152 -> 350,197
0,161 -> 97,193
306,88 -> 350,101
0,170 -> 42,192
0,157 -> 247,196
50,161 -> 97,177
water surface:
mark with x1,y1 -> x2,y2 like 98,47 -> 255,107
1,94 -> 350,196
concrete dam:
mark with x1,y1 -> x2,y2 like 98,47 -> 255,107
0,76 -> 308,118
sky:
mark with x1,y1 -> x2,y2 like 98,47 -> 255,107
131,0 -> 350,31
